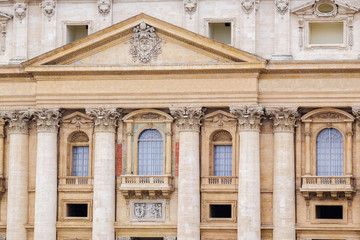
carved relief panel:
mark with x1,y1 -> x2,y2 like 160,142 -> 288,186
129,199 -> 166,222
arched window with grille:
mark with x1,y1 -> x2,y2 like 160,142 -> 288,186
212,130 -> 233,176
138,129 -> 163,175
316,128 -> 343,176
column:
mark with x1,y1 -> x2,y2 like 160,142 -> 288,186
230,105 -> 263,240
33,108 -> 62,240
40,0 -> 57,53
266,106 -> 298,240
86,107 -> 121,240
11,2 -> 28,63
97,0 -> 113,31
0,119 -> 4,179
240,0 -> 258,53
0,110 -> 30,240
170,106 -> 204,240
183,0 -> 199,33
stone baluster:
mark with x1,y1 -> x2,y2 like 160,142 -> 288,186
230,105 -> 264,240
86,107 -> 121,240
266,106 -> 299,240
33,108 -> 62,240
170,105 -> 204,240
0,109 -> 31,240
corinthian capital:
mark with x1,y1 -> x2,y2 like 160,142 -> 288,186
230,105 -> 264,131
32,108 -> 62,133
0,109 -> 31,134
169,105 -> 204,132
266,106 -> 299,133
86,107 -> 121,132
352,106 -> 360,119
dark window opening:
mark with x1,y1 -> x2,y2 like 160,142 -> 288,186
210,204 -> 232,218
209,22 -> 231,45
316,205 -> 343,219
67,203 -> 88,217
66,25 -> 89,44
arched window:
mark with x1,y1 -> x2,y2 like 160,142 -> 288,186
212,130 -> 232,176
138,129 -> 163,175
69,131 -> 89,177
316,128 -> 343,176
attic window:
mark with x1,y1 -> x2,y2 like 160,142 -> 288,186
317,4 -> 334,13
209,22 -> 232,45
309,22 -> 343,45
66,25 -> 89,44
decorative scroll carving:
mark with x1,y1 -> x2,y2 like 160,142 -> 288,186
241,0 -> 258,14
352,106 -> 360,119
230,105 -> 264,131
129,22 -> 163,64
169,106 -> 204,132
69,131 -> 89,142
184,0 -> 197,15
275,0 -> 289,15
134,203 -> 162,219
0,109 -> 31,134
266,106 -> 299,133
313,112 -> 341,119
14,3 -> 27,22
86,107 -> 121,132
40,0 -> 56,21
98,0 -> 111,16
213,130 -> 232,142
32,108 -> 62,133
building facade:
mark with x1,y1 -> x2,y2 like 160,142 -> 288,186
1,0 -> 360,240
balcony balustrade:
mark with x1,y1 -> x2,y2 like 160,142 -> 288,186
58,176 -> 93,191
201,176 -> 238,192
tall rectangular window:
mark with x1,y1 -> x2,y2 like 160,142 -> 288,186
214,145 -> 232,176
73,146 -> 89,176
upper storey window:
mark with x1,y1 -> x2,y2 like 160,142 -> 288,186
316,128 -> 343,176
73,146 -> 89,177
309,22 -> 343,45
213,130 -> 233,176
138,129 -> 163,175
66,25 -> 88,44
209,22 -> 231,45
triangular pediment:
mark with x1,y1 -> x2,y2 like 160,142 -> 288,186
23,13 -> 265,72
292,0 -> 358,14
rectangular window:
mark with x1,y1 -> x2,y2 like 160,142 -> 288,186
67,203 -> 88,218
209,22 -> 232,45
309,22 -> 343,45
66,25 -> 89,44
316,205 -> 343,219
214,145 -> 232,176
210,204 -> 232,218
72,146 -> 89,176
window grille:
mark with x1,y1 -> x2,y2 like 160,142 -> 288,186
72,146 -> 89,176
316,128 -> 343,176
214,145 -> 232,176
138,129 -> 163,175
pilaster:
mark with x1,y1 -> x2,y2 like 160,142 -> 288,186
11,2 -> 28,63
183,0 -> 198,33
40,0 -> 57,53
240,0 -> 259,53
97,0 -> 112,31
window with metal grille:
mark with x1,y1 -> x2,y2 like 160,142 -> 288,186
214,145 -> 232,176
138,129 -> 163,175
316,128 -> 343,176
72,146 -> 89,176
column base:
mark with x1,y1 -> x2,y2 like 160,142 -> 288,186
271,54 -> 293,61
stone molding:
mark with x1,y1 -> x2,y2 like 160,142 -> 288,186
169,105 -> 204,132
0,109 -> 31,134
184,0 -> 197,15
164,237 -> 177,240
98,0 -> 111,16
275,0 -> 289,15
117,237 -> 131,240
32,108 -> 62,133
266,106 -> 299,133
230,105 -> 264,131
14,3 -> 27,22
86,107 -> 121,132
40,0 -> 56,21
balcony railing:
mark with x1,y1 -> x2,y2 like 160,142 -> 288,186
300,175 -> 355,199
201,176 -> 238,192
58,176 -> 94,191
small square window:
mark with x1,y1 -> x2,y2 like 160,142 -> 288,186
316,205 -> 343,219
66,203 -> 88,218
210,204 -> 232,218
66,25 -> 89,44
209,22 -> 232,45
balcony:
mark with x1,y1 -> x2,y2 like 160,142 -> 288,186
300,175 -> 355,199
201,176 -> 238,193
58,176 -> 93,192
119,175 -> 174,199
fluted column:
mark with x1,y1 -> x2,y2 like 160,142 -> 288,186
86,107 -> 121,240
170,106 -> 204,240
230,105 -> 263,240
0,110 -> 30,240
266,106 -> 299,240
33,108 -> 61,240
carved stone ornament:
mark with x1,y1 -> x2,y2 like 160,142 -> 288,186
184,0 -> 197,15
86,107 -> 121,132
275,0 -> 289,15
32,108 -> 62,133
14,3 -> 27,22
230,105 -> 264,131
314,1 -> 337,17
266,106 -> 299,133
40,0 -> 56,21
170,106 -> 204,132
241,0 -> 258,14
352,106 -> 360,120
98,0 -> 111,16
129,22 -> 163,64
0,11 -> 12,55
0,109 -> 31,134
134,203 -> 162,219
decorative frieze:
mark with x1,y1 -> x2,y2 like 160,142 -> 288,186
230,105 -> 264,131
14,3 -> 27,22
40,0 -> 56,21
275,0 -> 289,15
129,200 -> 166,222
32,108 -> 62,133
86,107 -> 121,132
0,109 -> 31,134
170,106 -> 204,132
129,22 -> 163,64
266,106 -> 299,133
184,0 -> 197,15
98,0 -> 111,16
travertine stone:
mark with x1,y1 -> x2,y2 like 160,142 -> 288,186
33,108 -> 61,240
272,0 -> 291,60
97,0 -> 112,30
11,3 -> 27,63
0,109 -> 30,240
40,0 -> 57,53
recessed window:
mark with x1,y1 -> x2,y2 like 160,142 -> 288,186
67,204 -> 88,218
138,129 -> 163,175
316,205 -> 343,219
210,204 -> 232,218
73,146 -> 89,177
66,25 -> 88,44
209,22 -> 231,45
309,22 -> 343,45
317,4 -> 334,13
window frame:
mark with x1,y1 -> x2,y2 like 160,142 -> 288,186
62,20 -> 93,45
212,141 -> 233,177
204,200 -> 237,223
60,199 -> 93,222
204,18 -> 236,47
71,144 -> 90,177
